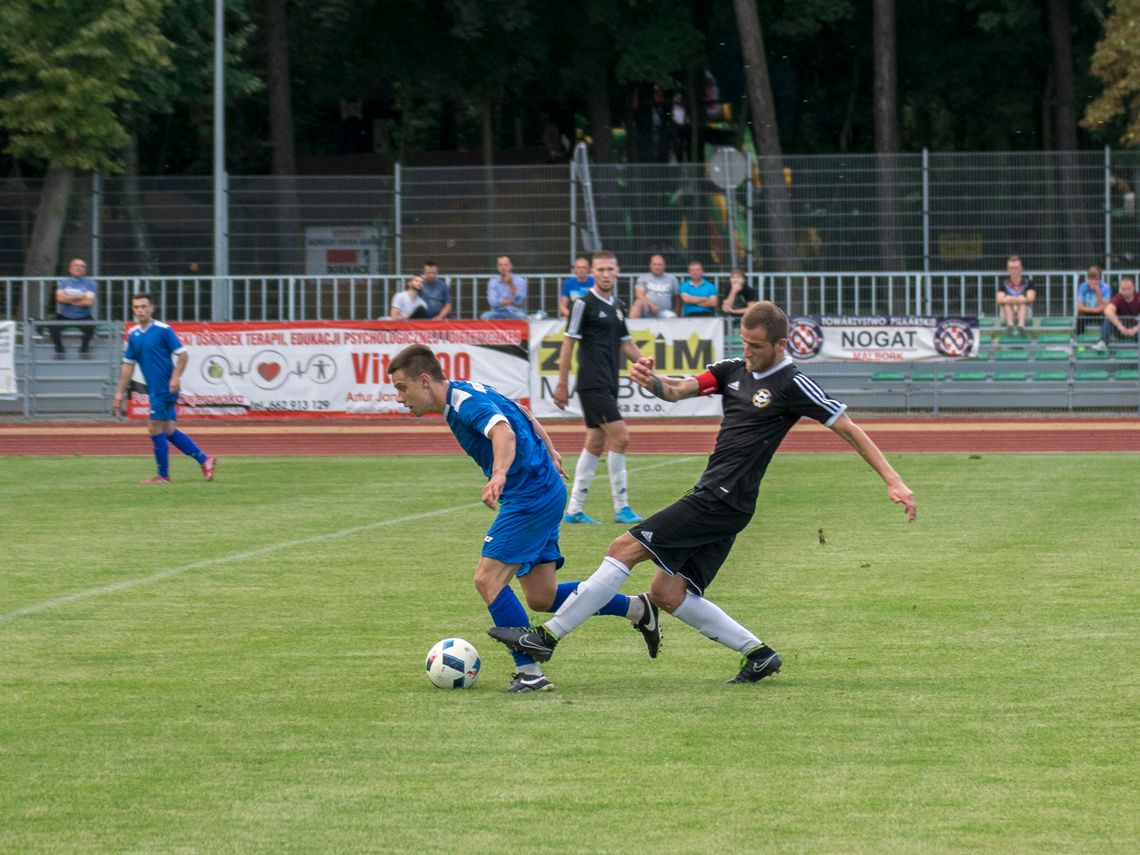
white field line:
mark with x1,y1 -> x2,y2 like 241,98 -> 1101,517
0,456 -> 701,625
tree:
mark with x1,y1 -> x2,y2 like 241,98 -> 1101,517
873,0 -> 903,270
0,0 -> 171,275
1083,0 -> 1140,144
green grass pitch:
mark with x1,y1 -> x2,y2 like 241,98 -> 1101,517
1,452 -> 1137,852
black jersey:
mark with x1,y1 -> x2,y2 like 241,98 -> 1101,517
565,289 -> 632,392
693,356 -> 847,514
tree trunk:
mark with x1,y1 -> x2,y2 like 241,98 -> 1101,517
266,0 -> 301,276
123,127 -> 159,275
587,66 -> 615,164
24,165 -> 74,277
873,0 -> 904,271
732,0 -> 798,273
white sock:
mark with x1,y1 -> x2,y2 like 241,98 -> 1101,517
608,451 -> 629,511
567,449 -> 600,514
626,593 -> 645,623
547,556 -> 630,638
517,662 -> 543,676
671,592 -> 762,653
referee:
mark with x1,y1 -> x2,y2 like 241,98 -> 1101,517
554,250 -> 646,525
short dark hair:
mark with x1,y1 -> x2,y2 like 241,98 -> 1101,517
131,293 -> 154,305
591,250 -> 616,265
423,261 -> 438,269
741,301 -> 789,342
388,344 -> 445,382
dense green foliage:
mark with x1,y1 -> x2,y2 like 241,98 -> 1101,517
1,452 -> 1136,851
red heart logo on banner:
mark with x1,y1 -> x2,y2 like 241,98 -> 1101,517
257,362 -> 281,382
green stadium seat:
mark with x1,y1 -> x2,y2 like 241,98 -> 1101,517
1074,369 -> 1110,381
995,349 -> 1029,361
1076,349 -> 1109,361
1076,331 -> 1101,343
1114,368 -> 1139,381
1037,332 -> 1072,345
952,370 -> 989,381
998,333 -> 1032,345
977,317 -> 997,328
1040,317 -> 1075,328
1112,349 -> 1139,363
1033,370 -> 1069,382
1034,349 -> 1069,361
872,370 -> 907,382
911,371 -> 946,382
993,371 -> 1028,381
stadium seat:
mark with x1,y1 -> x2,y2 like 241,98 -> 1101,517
1073,369 -> 1110,381
1033,370 -> 1069,382
1114,368 -> 1139,381
1112,350 -> 1139,363
952,370 -> 988,381
871,370 -> 907,382
1037,332 -> 1072,345
993,371 -> 1028,381
1034,349 -> 1069,361
910,371 -> 946,382
1075,349 -> 1109,361
977,317 -> 997,328
998,332 -> 1032,345
1040,317 -> 1075,328
1076,330 -> 1101,343
995,349 -> 1029,361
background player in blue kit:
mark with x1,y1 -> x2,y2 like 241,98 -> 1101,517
388,344 -> 660,693
112,294 -> 216,485
490,301 -> 916,685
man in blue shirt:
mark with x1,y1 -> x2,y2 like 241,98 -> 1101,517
112,293 -> 216,485
388,344 -> 660,693
1076,265 -> 1111,335
420,261 -> 452,320
559,256 -> 594,318
480,255 -> 529,320
678,261 -> 718,316
51,258 -> 97,359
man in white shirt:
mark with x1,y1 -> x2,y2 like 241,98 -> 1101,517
630,254 -> 679,318
391,275 -> 429,319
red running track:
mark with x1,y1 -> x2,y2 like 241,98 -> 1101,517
0,417 -> 1137,455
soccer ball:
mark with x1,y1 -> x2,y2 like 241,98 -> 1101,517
425,637 -> 481,689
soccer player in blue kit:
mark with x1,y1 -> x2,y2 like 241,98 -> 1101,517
112,293 -> 216,484
388,344 -> 660,693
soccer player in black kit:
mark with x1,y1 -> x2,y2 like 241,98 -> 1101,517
554,250 -> 646,525
490,300 -> 917,684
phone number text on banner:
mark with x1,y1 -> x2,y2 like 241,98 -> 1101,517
126,320 -> 529,419
786,316 -> 980,362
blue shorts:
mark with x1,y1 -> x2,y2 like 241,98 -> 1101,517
148,392 -> 179,422
482,480 -> 567,576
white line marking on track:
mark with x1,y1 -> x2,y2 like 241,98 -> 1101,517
1,456 -> 701,624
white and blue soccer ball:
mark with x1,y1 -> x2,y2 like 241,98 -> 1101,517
425,637 -> 481,689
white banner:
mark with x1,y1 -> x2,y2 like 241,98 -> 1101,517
787,315 -> 981,363
127,321 -> 529,419
304,226 -> 383,274
0,321 -> 15,398
529,317 -> 725,418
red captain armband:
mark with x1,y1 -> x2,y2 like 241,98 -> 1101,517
695,370 -> 719,396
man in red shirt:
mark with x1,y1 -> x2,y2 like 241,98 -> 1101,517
1093,276 -> 1140,350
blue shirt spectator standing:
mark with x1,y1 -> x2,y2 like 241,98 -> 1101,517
51,257 -> 97,359
559,256 -> 594,318
679,261 -> 718,316
420,261 -> 452,319
481,255 -> 529,320
1076,265 -> 1111,335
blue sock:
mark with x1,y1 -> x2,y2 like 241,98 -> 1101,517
168,429 -> 206,463
550,581 -> 630,617
150,434 -> 170,477
488,586 -> 535,669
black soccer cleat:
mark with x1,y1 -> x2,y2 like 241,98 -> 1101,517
632,592 -> 661,659
726,645 -> 782,684
504,672 -> 555,693
486,625 -> 559,662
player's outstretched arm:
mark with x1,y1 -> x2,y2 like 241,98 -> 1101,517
828,413 -> 917,521
630,357 -> 701,402
483,422 -> 517,509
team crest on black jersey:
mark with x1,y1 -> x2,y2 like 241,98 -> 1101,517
788,317 -> 823,359
752,388 -> 772,408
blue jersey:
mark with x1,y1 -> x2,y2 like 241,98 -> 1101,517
123,321 -> 185,395
444,380 -> 561,502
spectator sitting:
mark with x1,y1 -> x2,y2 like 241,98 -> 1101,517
721,268 -> 757,318
481,254 -> 529,320
1092,275 -> 1140,350
678,261 -> 718,316
420,261 -> 452,320
391,275 -> 430,319
559,256 -> 594,318
997,254 -> 1036,335
1076,266 -> 1111,335
52,257 -> 97,359
630,254 -> 678,318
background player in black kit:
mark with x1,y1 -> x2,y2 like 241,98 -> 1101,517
554,250 -> 647,525
491,300 -> 917,684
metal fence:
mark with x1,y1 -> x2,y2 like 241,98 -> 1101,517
5,149 -> 1140,278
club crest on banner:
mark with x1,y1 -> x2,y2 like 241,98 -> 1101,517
934,319 -> 975,357
787,317 -> 824,359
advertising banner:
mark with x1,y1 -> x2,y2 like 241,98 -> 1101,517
786,316 -> 980,363
0,321 -> 15,398
529,317 -> 725,418
126,320 -> 528,419
304,226 -> 384,274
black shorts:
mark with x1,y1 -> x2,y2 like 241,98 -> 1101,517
577,387 -> 622,429
628,489 -> 753,595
